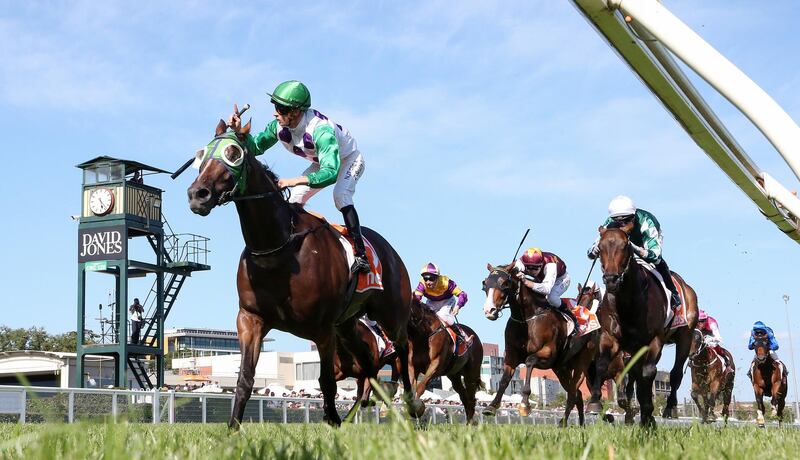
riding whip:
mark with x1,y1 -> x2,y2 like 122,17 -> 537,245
511,228 -> 530,263
171,103 -> 251,180
578,258 -> 597,301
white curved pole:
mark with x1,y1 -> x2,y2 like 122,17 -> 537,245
610,0 -> 800,182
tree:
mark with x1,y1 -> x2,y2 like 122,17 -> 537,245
0,326 -> 93,353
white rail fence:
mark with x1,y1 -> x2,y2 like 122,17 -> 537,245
0,385 -> 780,427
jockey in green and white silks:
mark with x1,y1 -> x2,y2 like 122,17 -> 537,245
588,195 -> 682,308
233,80 -> 369,273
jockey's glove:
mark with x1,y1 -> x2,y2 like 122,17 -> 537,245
630,243 -> 648,258
587,244 -> 600,260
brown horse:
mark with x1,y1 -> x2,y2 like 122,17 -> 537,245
688,329 -> 735,423
586,225 -> 698,427
186,121 -> 418,427
481,264 -> 600,426
749,333 -> 788,427
334,318 -> 398,419
407,298 -> 483,423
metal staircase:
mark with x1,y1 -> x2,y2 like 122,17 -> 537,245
128,214 -> 210,389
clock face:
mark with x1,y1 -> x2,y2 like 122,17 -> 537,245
89,188 -> 115,216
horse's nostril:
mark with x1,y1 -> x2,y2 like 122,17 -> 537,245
196,188 -> 210,199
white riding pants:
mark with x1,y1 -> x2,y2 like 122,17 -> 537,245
425,297 -> 458,327
289,151 -> 365,210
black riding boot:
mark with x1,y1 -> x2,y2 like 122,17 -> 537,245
341,205 -> 370,274
656,259 -> 681,309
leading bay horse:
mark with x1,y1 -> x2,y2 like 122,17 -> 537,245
481,264 -> 599,426
587,225 -> 698,427
749,333 -> 788,426
186,120 -> 418,427
688,329 -> 735,423
407,298 -> 483,423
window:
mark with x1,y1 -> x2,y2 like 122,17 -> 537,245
296,362 -> 321,380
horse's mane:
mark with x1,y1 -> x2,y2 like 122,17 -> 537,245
409,298 -> 439,327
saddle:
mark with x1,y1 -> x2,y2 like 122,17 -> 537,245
443,323 -> 473,357
634,259 -> 687,329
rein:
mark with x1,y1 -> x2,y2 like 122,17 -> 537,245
488,269 -> 544,323
200,132 -> 326,258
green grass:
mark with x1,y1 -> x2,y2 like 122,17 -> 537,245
0,422 -> 798,460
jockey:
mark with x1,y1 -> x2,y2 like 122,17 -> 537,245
697,309 -> 729,369
361,314 -> 394,356
748,321 -> 781,361
231,80 -> 369,273
514,248 -> 579,335
588,195 -> 681,309
413,263 -> 468,329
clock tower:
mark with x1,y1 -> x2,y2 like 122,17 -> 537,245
75,156 -> 210,389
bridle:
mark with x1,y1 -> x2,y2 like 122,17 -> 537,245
483,269 -> 542,323
752,334 -> 771,364
688,329 -> 714,368
197,131 -> 325,257
600,237 -> 634,288
198,132 -> 288,206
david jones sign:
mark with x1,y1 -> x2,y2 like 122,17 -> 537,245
78,226 -> 127,262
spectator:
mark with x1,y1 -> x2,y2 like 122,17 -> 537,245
129,298 -> 144,344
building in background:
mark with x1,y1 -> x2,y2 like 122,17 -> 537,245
0,351 -> 144,389
164,328 -> 274,358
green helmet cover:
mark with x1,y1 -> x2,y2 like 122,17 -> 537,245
268,80 -> 311,109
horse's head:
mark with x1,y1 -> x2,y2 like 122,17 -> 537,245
752,332 -> 771,364
689,328 -> 706,359
597,225 -> 633,293
481,263 -> 518,320
576,282 -> 601,311
187,119 -> 255,216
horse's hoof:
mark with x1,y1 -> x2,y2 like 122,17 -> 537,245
322,415 -> 342,428
602,414 -> 615,424
408,399 -> 426,419
517,403 -> 530,417
586,401 -> 602,414
482,406 -> 497,417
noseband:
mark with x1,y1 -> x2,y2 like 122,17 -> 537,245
601,241 -> 634,287
484,269 -> 542,323
688,330 -> 709,367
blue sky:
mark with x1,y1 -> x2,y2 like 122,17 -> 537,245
2,1 -> 799,402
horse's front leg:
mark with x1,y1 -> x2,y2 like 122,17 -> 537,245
315,338 -> 342,427
637,335 -> 664,428
663,330 -> 691,418
229,309 -> 267,430
587,347 -> 614,413
484,361 -> 518,416
518,354 -> 540,417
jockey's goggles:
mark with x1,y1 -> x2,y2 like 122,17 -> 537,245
274,103 -> 294,115
422,274 -> 438,282
612,214 -> 635,224
525,264 -> 543,271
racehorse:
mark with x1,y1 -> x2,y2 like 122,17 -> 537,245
406,298 -> 483,423
586,225 -> 698,427
749,333 -> 788,426
186,120 -> 418,427
688,329 -> 735,424
334,319 -> 399,419
481,264 -> 600,426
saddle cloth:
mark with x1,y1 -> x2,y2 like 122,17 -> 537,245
359,317 -> 394,358
563,298 -> 601,337
634,259 -> 687,329
444,323 -> 473,357
308,211 -> 384,293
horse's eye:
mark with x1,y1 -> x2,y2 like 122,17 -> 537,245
223,144 -> 243,166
